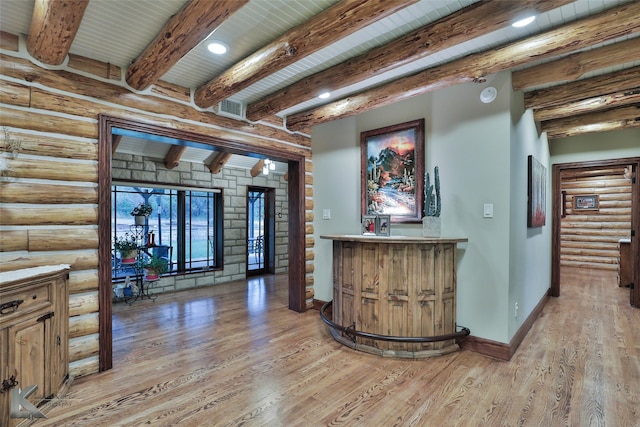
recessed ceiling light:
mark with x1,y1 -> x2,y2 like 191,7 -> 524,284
207,41 -> 228,55
512,16 -> 536,28
318,92 -> 331,99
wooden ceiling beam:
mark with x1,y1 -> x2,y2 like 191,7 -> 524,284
126,0 -> 247,91
164,145 -> 187,170
207,152 -> 232,174
524,65 -> 640,110
542,104 -> 640,139
513,37 -> 640,91
111,135 -> 122,156
1,31 -> 19,52
26,0 -> 89,65
193,0 -> 417,109
246,0 -> 573,122
250,159 -> 265,178
285,2 -> 640,132
534,89 -> 640,122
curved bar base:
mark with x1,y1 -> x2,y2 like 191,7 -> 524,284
329,328 -> 460,359
321,301 -> 470,358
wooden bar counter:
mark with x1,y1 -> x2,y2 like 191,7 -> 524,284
321,234 -> 468,358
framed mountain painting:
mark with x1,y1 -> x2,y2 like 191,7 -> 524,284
361,119 -> 424,223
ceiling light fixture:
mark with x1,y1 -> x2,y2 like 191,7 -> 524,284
262,159 -> 276,175
512,15 -> 536,28
318,92 -> 331,99
207,41 -> 228,55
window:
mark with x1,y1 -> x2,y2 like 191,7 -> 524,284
111,184 -> 222,279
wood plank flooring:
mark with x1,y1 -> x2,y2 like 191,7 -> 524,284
33,268 -> 639,426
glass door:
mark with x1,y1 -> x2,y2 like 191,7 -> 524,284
247,187 -> 275,276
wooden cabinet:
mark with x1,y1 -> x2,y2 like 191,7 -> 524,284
618,239 -> 632,288
0,265 -> 70,426
322,235 -> 467,358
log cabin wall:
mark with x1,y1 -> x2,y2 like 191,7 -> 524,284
560,166 -> 632,271
0,46 -> 313,378
111,151 -> 290,295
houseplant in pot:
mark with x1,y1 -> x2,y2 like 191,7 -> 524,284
114,233 -> 138,264
423,166 -> 441,237
143,255 -> 168,281
131,202 -> 153,226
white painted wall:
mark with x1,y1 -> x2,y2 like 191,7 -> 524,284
508,88 -> 552,340
429,73 -> 513,342
550,128 -> 640,165
313,72 -> 517,343
313,118 -> 360,303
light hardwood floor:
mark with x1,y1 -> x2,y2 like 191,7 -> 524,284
33,267 -> 639,426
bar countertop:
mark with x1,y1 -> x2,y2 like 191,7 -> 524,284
320,234 -> 468,244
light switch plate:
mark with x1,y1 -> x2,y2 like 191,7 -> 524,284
483,203 -> 494,218
322,209 -> 331,220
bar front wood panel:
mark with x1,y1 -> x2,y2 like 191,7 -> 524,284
326,235 -> 466,358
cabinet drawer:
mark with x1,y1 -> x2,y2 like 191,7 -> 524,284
0,281 -> 53,323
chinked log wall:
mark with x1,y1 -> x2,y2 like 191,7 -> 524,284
560,166 -> 632,271
0,46 -> 313,378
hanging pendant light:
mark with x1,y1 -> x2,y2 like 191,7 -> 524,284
261,159 -> 276,175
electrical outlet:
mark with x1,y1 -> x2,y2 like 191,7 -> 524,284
515,302 -> 519,318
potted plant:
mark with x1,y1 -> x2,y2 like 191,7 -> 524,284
143,255 -> 168,281
131,202 -> 153,226
114,233 -> 138,264
423,166 -> 442,237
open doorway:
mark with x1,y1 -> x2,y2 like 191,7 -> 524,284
552,157 -> 639,307
98,115 -> 307,371
247,187 -> 275,276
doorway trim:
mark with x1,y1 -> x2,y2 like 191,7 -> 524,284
551,156 -> 639,306
98,115 -> 307,371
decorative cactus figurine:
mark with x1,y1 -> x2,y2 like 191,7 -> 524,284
423,166 -> 441,217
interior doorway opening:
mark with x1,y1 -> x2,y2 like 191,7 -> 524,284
98,115 -> 307,372
552,157 -> 639,308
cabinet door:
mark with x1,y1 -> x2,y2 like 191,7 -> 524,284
9,316 -> 49,405
0,328 -> 9,427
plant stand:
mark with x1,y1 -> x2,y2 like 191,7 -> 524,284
113,225 -> 159,305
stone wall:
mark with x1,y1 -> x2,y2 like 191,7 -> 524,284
112,152 -> 289,295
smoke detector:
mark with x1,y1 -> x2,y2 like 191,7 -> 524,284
480,87 -> 497,104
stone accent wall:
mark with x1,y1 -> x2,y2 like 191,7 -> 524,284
112,152 -> 288,295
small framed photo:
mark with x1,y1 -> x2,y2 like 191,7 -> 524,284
362,215 -> 377,235
376,215 -> 390,236
574,194 -> 599,211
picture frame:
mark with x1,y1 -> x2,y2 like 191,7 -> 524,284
574,194 -> 599,211
376,215 -> 391,236
361,215 -> 377,235
527,155 -> 546,228
361,119 -> 424,224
